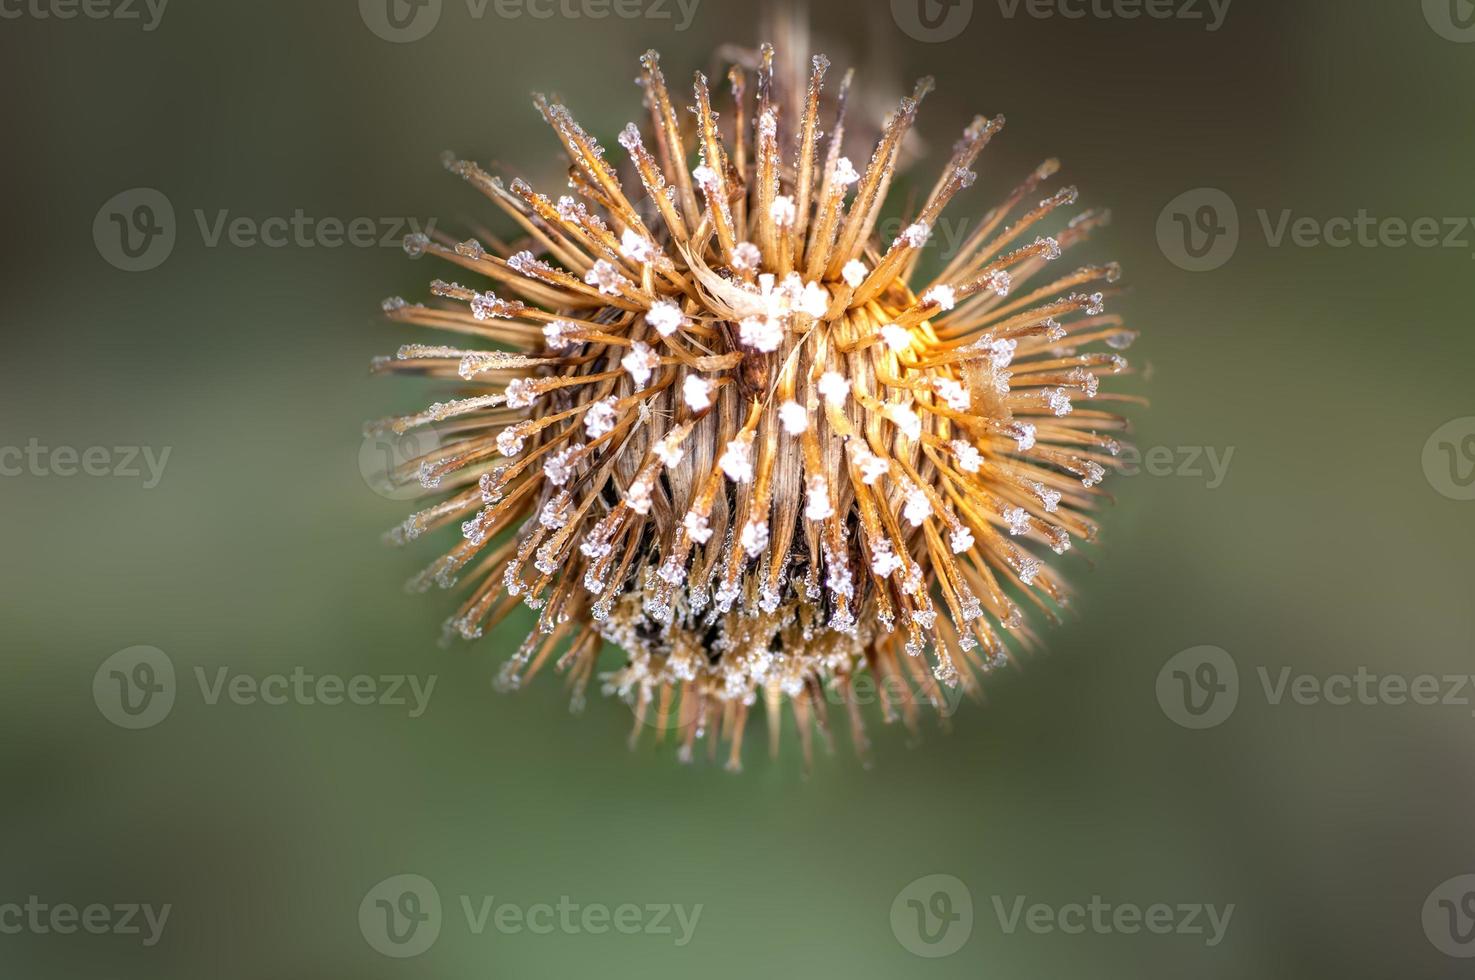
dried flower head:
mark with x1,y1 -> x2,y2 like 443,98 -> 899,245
369,41 -> 1138,769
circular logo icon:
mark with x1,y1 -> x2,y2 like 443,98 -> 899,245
93,188 -> 176,273
1157,188 -> 1239,272
1422,418 -> 1475,501
359,0 -> 442,43
1425,0 -> 1475,42
890,0 -> 974,42
93,646 -> 176,730
359,424 -> 442,501
1156,645 -> 1239,730
1424,874 -> 1475,957
360,874 -> 442,958
890,874 -> 972,958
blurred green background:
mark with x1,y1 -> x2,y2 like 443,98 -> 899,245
4,0 -> 1474,976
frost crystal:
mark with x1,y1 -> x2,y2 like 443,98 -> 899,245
646,299 -> 687,336
818,371 -> 849,405
770,195 -> 796,227
898,221 -> 931,248
732,241 -> 761,272
543,446 -> 581,485
951,440 -> 982,473
832,157 -> 860,186
620,228 -> 656,263
779,401 -> 809,434
842,259 -> 868,288
584,397 -> 619,438
880,324 -> 912,353
496,427 -> 525,457
805,475 -> 833,522
682,374 -> 712,411
740,519 -> 769,557
739,316 -> 784,352
922,284 -> 956,310
903,486 -> 933,526
621,342 -> 660,386
719,436 -> 753,482
684,510 -> 713,544
543,320 -> 575,349
585,260 -> 631,296
888,403 -> 922,441
505,378 -> 538,409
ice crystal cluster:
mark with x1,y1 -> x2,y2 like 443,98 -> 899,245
369,42 -> 1138,768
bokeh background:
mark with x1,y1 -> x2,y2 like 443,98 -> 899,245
3,0 -> 1474,976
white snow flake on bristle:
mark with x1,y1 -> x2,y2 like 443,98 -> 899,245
1043,318 -> 1067,342
692,164 -> 720,191
880,324 -> 912,353
985,269 -> 1013,297
869,537 -> 904,577
496,427 -> 525,457
740,519 -> 769,557
382,296 -> 408,313
1035,236 -> 1062,261
682,374 -> 712,411
684,510 -> 713,544
770,195 -> 796,227
805,475 -> 833,522
617,122 -> 642,151
818,371 -> 849,406
833,157 -> 860,186
719,437 -> 753,483
543,446 -> 580,486
848,439 -> 889,484
842,259 -> 868,288
950,525 -> 975,554
1081,460 -> 1106,488
1015,554 -> 1041,585
584,260 -> 630,296
470,292 -> 504,321
779,401 -> 808,434
646,299 -> 687,336
899,221 -> 931,248
555,196 -> 579,220
619,228 -> 655,263
934,377 -> 971,411
1045,387 -> 1073,417
1008,421 -> 1036,451
903,486 -> 933,526
540,491 -> 572,529
1030,480 -> 1063,513
402,233 -> 429,258
543,320 -> 575,350
621,342 -> 659,387
655,432 -> 684,467
739,316 -> 784,353
1081,292 -> 1105,316
951,440 -> 982,472
922,284 -> 956,310
732,241 -> 761,272
584,397 -> 619,438
797,281 -> 829,318
627,476 -> 653,515
1004,506 -> 1031,536
889,403 -> 922,441
505,378 -> 538,409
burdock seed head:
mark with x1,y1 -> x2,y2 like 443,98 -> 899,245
369,39 -> 1139,770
